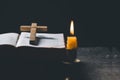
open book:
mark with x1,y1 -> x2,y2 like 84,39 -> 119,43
0,32 -> 65,49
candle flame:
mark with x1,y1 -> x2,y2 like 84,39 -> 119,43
70,20 -> 74,35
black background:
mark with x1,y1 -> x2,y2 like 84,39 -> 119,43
0,0 -> 120,46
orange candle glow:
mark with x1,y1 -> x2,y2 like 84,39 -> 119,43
66,20 -> 77,50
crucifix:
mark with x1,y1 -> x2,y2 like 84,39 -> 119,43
20,23 -> 47,45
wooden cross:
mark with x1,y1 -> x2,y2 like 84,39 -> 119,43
20,23 -> 47,45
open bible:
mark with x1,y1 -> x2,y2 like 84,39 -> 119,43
0,32 -> 65,48
0,32 -> 66,62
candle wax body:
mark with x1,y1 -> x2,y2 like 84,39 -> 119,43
66,36 -> 77,50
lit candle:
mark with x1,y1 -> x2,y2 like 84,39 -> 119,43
66,20 -> 77,50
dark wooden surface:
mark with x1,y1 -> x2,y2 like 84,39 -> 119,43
0,47 -> 120,80
76,47 -> 120,80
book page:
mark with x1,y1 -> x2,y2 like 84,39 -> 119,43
16,32 -> 65,48
0,33 -> 19,47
